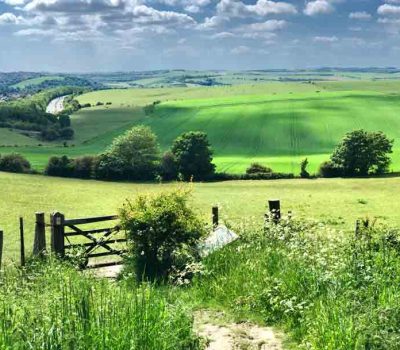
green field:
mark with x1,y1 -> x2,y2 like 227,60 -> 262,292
2,80 -> 400,173
1,171 -> 400,261
11,75 -> 65,89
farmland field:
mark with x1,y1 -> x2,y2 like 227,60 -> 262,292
1,171 -> 400,261
2,80 -> 400,173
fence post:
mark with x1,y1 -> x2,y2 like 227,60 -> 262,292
51,212 -> 65,258
0,230 -> 3,270
268,199 -> 281,223
212,206 -> 219,228
19,217 -> 25,267
355,220 -> 360,238
33,212 -> 46,257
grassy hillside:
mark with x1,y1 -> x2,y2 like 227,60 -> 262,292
1,81 -> 400,173
1,171 -> 400,261
12,75 -> 65,89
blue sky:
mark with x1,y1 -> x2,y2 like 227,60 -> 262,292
0,0 -> 399,72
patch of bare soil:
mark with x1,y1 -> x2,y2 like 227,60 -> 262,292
195,310 -> 283,350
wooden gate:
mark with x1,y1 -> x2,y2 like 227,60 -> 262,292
50,212 -> 127,269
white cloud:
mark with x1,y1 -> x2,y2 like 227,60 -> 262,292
349,11 -> 371,20
231,45 -> 250,54
304,0 -> 334,16
210,31 -> 235,39
313,35 -> 338,42
217,0 -> 297,18
378,4 -> 400,16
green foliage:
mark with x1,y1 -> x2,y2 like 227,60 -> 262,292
120,189 -> 206,282
0,153 -> 31,173
190,218 -> 400,349
330,129 -> 394,176
246,162 -> 273,175
171,131 -> 215,181
160,151 -> 179,181
300,158 -> 310,178
72,156 -> 97,179
0,260 -> 201,349
44,155 -> 73,177
97,125 -> 159,181
319,160 -> 343,178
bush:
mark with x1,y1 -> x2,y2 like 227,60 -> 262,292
120,189 -> 206,282
72,156 -> 97,179
97,125 -> 159,181
58,114 -> 71,128
171,131 -> 215,181
300,158 -> 310,178
0,153 -> 31,173
246,163 -> 273,175
319,160 -> 343,178
60,127 -> 74,140
41,127 -> 60,141
160,151 -> 178,181
44,156 -> 73,177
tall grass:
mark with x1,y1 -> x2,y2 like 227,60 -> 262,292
189,217 -> 400,349
0,260 -> 200,350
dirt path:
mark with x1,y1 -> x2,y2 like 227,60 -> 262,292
195,310 -> 283,350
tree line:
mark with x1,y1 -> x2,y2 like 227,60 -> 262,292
0,127 -> 394,181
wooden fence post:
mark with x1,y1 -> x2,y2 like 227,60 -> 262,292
33,212 -> 46,257
19,217 -> 25,267
268,199 -> 281,223
51,212 -> 65,258
212,206 -> 219,228
0,230 -> 3,270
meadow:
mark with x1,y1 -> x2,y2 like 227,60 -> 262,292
2,80 -> 400,174
1,171 -> 400,261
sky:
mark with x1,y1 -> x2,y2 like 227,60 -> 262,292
0,0 -> 399,72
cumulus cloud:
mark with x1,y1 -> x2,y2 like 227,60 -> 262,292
217,0 -> 297,18
378,4 -> 400,16
304,0 -> 334,16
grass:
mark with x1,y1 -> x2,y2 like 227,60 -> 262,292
11,75 -> 65,89
2,171 -> 400,261
0,260 -> 200,349
2,81 -> 400,174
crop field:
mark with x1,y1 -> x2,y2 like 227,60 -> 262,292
1,171 -> 400,261
2,80 -> 400,173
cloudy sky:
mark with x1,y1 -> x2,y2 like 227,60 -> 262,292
0,0 -> 399,72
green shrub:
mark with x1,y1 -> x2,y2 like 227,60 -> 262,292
45,155 -> 73,177
0,153 -> 31,173
300,158 -> 310,178
245,162 -> 273,175
120,189 -> 206,282
72,156 -> 97,179
319,160 -> 343,178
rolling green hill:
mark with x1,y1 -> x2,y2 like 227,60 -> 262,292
1,81 -> 400,174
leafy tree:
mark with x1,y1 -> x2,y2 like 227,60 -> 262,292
58,115 -> 71,128
319,160 -> 343,178
60,127 -> 74,140
171,131 -> 215,181
97,125 -> 159,180
330,130 -> 393,176
72,156 -> 97,179
300,158 -> 310,178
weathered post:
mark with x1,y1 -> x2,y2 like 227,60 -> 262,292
19,217 -> 25,267
51,212 -> 65,258
0,230 -> 3,270
268,199 -> 281,224
33,212 -> 46,257
212,206 -> 219,228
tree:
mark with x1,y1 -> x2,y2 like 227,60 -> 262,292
160,151 -> 178,181
171,131 -> 215,181
97,125 -> 159,180
44,156 -> 73,177
0,153 -> 31,173
330,130 -> 393,176
300,158 -> 310,178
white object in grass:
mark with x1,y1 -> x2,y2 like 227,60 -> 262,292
198,225 -> 239,257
